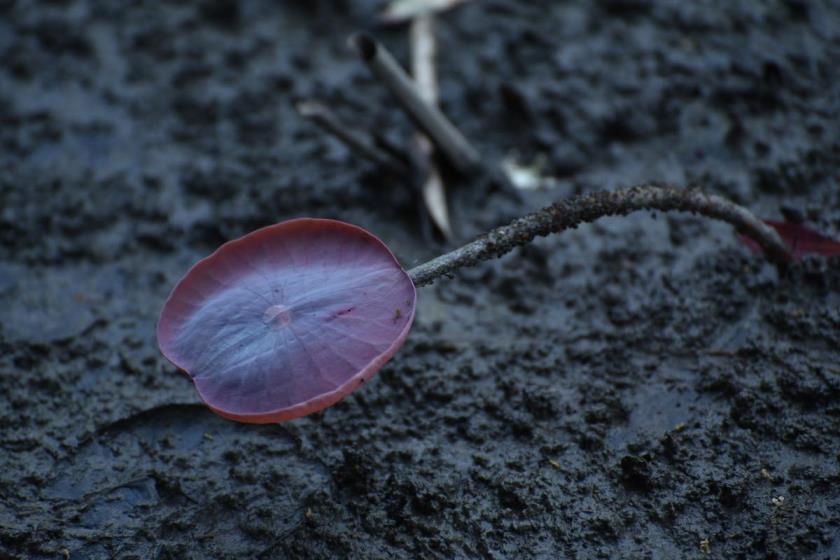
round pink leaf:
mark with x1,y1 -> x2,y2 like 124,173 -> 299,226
157,219 -> 417,423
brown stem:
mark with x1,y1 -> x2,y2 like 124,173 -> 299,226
408,184 -> 791,286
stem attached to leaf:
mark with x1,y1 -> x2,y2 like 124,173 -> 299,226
407,183 -> 791,286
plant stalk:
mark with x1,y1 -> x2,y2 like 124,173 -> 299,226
407,184 -> 791,286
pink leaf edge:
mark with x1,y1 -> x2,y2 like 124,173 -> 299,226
740,220 -> 840,260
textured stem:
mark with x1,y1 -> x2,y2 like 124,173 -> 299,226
408,184 -> 791,286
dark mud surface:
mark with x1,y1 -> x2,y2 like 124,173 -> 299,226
1,1 -> 839,558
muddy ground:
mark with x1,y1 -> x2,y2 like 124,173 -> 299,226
1,1 -> 838,558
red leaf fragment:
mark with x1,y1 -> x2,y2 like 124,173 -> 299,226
740,220 -> 840,259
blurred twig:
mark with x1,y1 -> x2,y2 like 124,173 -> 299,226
381,0 -> 471,24
295,99 -> 409,176
350,32 -> 521,200
410,14 -> 453,239
350,33 -> 480,175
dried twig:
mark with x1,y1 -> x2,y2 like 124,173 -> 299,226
410,14 -> 453,239
349,32 -> 480,175
410,16 -> 437,105
381,0 -> 471,24
408,184 -> 791,286
295,99 -> 409,176
350,32 -> 521,201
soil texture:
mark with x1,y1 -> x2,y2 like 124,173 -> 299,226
1,1 -> 838,558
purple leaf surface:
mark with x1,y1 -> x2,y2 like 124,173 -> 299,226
157,219 -> 416,423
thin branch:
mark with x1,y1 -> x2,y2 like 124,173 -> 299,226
350,32 -> 522,201
410,14 -> 453,240
349,32 -> 480,175
411,16 -> 438,106
408,184 -> 791,286
295,99 -> 409,176
381,0 -> 471,24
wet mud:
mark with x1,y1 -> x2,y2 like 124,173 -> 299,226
1,1 -> 838,558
